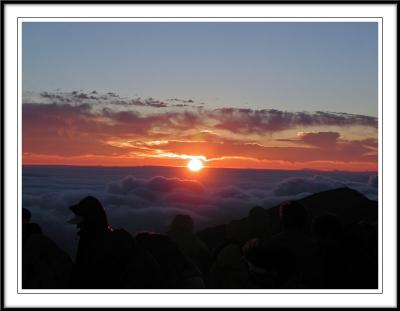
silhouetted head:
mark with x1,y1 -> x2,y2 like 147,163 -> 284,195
279,201 -> 308,232
312,213 -> 343,241
22,208 -> 32,224
22,222 -> 43,244
169,214 -> 194,233
68,196 -> 109,234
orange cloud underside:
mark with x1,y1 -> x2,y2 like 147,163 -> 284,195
22,135 -> 378,172
22,102 -> 378,172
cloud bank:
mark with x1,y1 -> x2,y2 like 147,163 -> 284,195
22,166 -> 378,258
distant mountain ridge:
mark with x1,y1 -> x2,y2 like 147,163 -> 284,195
197,187 -> 378,253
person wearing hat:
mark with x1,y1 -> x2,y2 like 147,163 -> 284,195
68,196 -> 136,289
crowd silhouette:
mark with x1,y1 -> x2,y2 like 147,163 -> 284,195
22,194 -> 378,289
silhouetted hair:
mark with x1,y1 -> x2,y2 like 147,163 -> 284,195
312,213 -> 343,241
23,208 -> 32,223
70,196 -> 108,230
170,214 -> 194,232
279,201 -> 308,232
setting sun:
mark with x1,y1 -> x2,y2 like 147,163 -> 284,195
187,158 -> 204,172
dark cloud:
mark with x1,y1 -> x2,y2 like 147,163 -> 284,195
167,98 -> 195,104
174,104 -> 189,107
26,92 -> 378,133
100,107 -> 201,132
75,93 -> 90,100
40,92 -> 71,102
299,131 -> 340,148
209,108 -> 377,134
109,98 -> 169,108
40,91 -> 100,102
34,91 -> 187,108
277,131 -> 341,148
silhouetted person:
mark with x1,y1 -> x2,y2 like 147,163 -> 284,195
208,242 -> 252,289
135,232 -> 205,288
68,196 -> 133,288
167,214 -> 211,274
119,236 -> 163,289
242,238 -> 279,288
23,222 -> 43,245
22,207 -> 43,244
280,200 -> 309,234
354,221 -> 378,288
243,201 -> 317,288
225,206 -> 274,245
340,221 -> 378,289
22,210 -> 72,289
22,208 -> 32,224
273,201 -> 317,287
312,213 -> 347,288
22,207 -> 43,247
313,213 -> 343,241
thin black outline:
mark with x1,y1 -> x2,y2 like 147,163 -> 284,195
17,17 -> 20,298
2,0 -> 400,4
0,1 -> 4,310
12,16 -> 384,296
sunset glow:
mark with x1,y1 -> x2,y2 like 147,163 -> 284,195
187,158 -> 204,172
21,22 -> 378,173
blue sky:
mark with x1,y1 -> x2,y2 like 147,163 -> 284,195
22,22 -> 378,116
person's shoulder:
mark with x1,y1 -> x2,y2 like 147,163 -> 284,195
24,233 -> 71,260
112,228 -> 132,238
25,232 -> 53,248
109,228 -> 134,246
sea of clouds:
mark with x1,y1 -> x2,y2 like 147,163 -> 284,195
22,166 -> 378,257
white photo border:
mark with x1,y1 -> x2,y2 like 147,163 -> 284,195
3,2 -> 397,308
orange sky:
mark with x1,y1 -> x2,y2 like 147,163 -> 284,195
23,153 -> 377,172
22,96 -> 378,172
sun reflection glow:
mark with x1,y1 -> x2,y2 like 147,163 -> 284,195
187,158 -> 204,172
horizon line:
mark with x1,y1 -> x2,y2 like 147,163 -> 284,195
21,164 -> 378,174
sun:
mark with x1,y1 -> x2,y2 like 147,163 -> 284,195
187,158 -> 204,172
